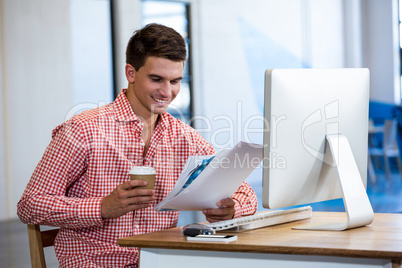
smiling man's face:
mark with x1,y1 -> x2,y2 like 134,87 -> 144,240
126,56 -> 184,121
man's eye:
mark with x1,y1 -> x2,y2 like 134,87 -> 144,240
171,80 -> 180,85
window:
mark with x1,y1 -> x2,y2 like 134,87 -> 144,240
142,0 -> 193,124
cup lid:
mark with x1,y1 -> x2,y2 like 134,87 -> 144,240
129,166 -> 156,175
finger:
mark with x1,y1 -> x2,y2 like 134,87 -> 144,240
127,194 -> 155,205
205,215 -> 231,223
117,194 -> 155,215
202,198 -> 234,215
216,198 -> 235,208
203,208 -> 224,216
127,188 -> 155,197
116,180 -> 145,192
203,207 -> 235,222
126,179 -> 149,189
203,207 -> 232,216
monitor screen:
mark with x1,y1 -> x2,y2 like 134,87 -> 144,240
262,68 -> 374,230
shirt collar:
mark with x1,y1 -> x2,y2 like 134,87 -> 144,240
112,89 -> 141,122
158,110 -> 168,131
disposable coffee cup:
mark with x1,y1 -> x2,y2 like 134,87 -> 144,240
129,166 -> 156,189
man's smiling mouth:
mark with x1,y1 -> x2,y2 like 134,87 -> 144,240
152,96 -> 169,104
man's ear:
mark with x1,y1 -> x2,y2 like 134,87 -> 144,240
125,64 -> 135,83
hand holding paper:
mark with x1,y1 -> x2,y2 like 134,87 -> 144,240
202,197 -> 236,222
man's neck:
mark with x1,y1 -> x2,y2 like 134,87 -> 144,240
125,87 -> 159,129
137,113 -> 159,131
138,114 -> 159,161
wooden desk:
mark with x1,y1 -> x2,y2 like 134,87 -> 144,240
118,212 -> 402,268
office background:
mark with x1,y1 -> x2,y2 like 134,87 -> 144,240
0,0 -> 400,226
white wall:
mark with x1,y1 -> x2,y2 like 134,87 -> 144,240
0,0 -> 74,221
343,0 -> 364,68
362,0 -> 401,105
70,0 -> 113,107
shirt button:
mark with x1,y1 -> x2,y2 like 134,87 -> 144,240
135,224 -> 140,229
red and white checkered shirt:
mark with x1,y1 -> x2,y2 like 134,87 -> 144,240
17,89 -> 258,268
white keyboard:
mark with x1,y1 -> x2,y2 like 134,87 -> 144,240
205,206 -> 312,232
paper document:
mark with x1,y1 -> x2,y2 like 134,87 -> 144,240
155,141 -> 263,211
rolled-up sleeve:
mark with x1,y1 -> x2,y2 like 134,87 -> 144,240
231,182 -> 258,218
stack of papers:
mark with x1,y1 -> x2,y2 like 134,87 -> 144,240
155,141 -> 263,211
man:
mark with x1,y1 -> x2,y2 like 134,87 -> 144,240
17,23 -> 257,268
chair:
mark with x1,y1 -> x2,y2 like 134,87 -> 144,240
27,224 -> 59,268
368,119 -> 402,182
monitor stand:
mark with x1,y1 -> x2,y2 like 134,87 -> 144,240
293,134 -> 374,231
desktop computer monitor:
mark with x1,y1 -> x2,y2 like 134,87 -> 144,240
262,68 -> 374,231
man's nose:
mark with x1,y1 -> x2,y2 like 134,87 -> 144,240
159,81 -> 171,96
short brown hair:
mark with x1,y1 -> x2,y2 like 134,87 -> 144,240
126,23 -> 187,71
